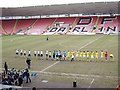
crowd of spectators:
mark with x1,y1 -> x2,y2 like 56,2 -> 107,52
2,66 -> 31,86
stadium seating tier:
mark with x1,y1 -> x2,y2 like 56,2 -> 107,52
0,16 -> 119,35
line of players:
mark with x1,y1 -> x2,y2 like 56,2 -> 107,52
16,49 -> 114,61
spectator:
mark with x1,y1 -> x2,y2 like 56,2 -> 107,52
2,67 -> 32,86
26,69 -> 31,83
18,75 -> 23,86
4,62 -> 8,74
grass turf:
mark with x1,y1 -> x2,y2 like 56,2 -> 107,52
1,34 -> 118,88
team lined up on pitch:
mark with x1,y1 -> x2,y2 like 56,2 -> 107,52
16,49 -> 114,61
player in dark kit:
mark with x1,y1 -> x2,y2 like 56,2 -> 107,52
46,37 -> 49,41
53,51 -> 56,60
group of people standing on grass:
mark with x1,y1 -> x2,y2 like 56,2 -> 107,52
16,49 -> 114,61
16,49 -> 44,58
2,62 -> 31,86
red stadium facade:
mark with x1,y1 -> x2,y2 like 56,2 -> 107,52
0,15 -> 119,35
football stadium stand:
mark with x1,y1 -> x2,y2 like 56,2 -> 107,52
0,1 -> 120,89
0,16 -> 119,35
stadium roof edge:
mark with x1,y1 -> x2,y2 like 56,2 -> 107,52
0,1 -> 119,9
1,1 -> 119,17
1,14 -> 120,20
0,1 -> 119,8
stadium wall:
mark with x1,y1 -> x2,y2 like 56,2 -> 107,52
0,15 -> 119,35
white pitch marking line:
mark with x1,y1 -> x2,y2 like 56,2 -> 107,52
41,73 -> 90,80
79,35 -> 104,50
40,61 -> 60,73
59,35 -> 104,50
87,78 -> 95,90
30,71 -> 118,79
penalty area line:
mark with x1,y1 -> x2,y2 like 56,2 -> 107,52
79,35 -> 104,50
40,61 -> 60,73
31,71 -> 118,79
87,78 -> 95,90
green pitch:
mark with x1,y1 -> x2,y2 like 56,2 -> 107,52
1,35 -> 118,88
